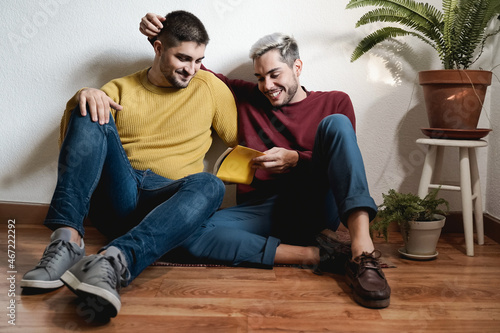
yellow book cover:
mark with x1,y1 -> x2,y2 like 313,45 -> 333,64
213,145 -> 265,184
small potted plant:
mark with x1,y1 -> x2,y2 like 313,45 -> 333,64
346,0 -> 500,136
372,188 -> 449,258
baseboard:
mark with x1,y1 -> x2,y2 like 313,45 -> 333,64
442,212 -> 500,244
0,201 -> 91,226
0,201 -> 49,224
483,214 -> 500,244
1,201 -> 499,243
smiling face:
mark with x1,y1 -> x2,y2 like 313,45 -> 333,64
151,41 -> 206,88
253,49 -> 305,107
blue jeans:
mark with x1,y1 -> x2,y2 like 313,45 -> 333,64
44,108 -> 225,284
180,114 -> 377,267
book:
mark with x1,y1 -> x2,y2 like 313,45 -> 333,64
213,145 -> 265,185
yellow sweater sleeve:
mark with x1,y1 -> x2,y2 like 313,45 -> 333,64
207,73 -> 238,147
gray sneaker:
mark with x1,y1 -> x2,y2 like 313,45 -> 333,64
21,228 -> 85,289
60,246 -> 129,318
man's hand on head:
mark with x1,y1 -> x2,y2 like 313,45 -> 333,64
252,147 -> 299,174
140,13 -> 165,40
77,88 -> 123,125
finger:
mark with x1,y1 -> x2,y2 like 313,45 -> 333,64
140,18 -> 158,34
98,97 -> 110,125
144,13 -> 163,31
150,13 -> 166,25
258,160 -> 278,169
140,22 -> 156,38
94,96 -> 105,125
88,96 -> 99,122
109,99 -> 123,111
253,155 -> 274,163
263,147 -> 280,155
79,96 -> 87,117
104,103 -> 111,124
99,99 -> 110,125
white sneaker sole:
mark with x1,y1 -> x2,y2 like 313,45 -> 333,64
20,278 -> 64,289
61,270 -> 121,317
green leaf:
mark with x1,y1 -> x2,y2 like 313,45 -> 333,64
350,27 -> 434,62
346,0 -> 500,69
371,188 -> 449,241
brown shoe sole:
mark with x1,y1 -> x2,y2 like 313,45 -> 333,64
352,290 -> 390,309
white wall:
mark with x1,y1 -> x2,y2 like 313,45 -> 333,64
0,0 -> 498,218
486,32 -> 500,218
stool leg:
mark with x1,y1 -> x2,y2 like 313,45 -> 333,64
469,147 -> 484,245
418,145 -> 437,198
459,147 -> 474,256
432,146 -> 444,184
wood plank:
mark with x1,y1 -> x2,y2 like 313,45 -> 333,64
1,220 -> 500,332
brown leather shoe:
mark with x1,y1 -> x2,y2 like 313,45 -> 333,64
345,250 -> 391,308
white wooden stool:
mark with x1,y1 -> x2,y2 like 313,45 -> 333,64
416,138 -> 488,256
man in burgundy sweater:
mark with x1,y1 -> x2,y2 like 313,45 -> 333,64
139,14 -> 390,309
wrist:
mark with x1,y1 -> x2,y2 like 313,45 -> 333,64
292,150 -> 300,167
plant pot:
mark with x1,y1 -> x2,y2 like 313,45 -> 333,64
401,214 -> 446,255
419,70 -> 492,130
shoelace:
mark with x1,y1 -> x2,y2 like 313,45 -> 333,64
352,250 -> 382,277
36,239 -> 80,268
82,255 -> 127,289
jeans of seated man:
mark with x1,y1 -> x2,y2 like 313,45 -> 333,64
44,106 -> 225,283
180,114 -> 377,267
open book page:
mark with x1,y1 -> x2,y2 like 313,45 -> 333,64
213,145 -> 265,184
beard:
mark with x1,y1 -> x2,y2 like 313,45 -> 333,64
270,80 -> 299,107
162,70 -> 192,89
159,53 -> 193,88
280,82 -> 299,106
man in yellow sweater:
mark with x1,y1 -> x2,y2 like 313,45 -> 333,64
20,10 -> 237,320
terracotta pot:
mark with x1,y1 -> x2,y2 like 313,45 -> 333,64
419,70 -> 492,130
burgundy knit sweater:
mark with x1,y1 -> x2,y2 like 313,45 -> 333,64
205,67 -> 356,201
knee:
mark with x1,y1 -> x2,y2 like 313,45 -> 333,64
316,115 -> 357,146
66,106 -> 102,135
318,114 -> 353,136
187,172 -> 225,203
67,105 -> 114,133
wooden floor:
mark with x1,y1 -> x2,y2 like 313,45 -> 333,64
1,223 -> 500,333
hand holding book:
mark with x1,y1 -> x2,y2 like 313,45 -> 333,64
213,145 -> 265,185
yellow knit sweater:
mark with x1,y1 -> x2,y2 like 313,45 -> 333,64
60,68 -> 238,180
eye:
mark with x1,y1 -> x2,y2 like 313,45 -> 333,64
176,55 -> 189,62
271,73 -> 280,79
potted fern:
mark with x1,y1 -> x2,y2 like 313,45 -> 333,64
372,188 -> 449,258
346,0 -> 500,136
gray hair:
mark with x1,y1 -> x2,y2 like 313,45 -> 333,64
249,33 -> 300,68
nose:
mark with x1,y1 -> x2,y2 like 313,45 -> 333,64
185,62 -> 196,75
263,77 -> 274,91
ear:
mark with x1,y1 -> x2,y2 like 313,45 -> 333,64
293,59 -> 303,77
153,40 -> 163,56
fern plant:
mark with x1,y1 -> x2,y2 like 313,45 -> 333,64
346,0 -> 500,69
371,187 -> 449,241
